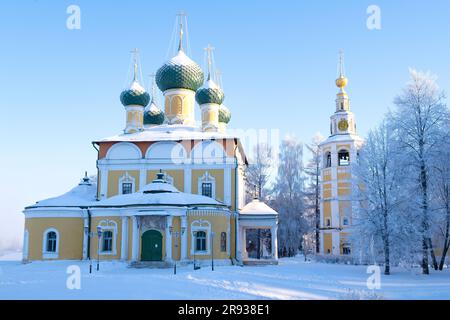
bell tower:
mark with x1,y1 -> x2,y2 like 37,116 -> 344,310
318,51 -> 363,256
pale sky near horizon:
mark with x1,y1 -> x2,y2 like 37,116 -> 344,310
0,0 -> 449,250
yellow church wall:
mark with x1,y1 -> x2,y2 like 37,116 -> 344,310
89,216 -> 122,261
231,169 -> 236,211
171,217 -> 181,261
323,201 -> 332,226
107,170 -> 140,198
323,183 -> 332,199
337,172 -> 351,180
147,169 -> 184,192
187,214 -> 231,260
25,218 -> 84,260
192,169 -> 224,203
323,233 -> 332,254
338,188 -> 351,197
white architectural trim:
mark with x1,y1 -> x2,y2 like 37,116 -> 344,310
190,219 -> 212,255
22,229 -> 29,261
131,216 -> 139,261
181,215 -> 188,260
97,219 -> 118,255
120,216 -> 129,260
118,172 -> 136,195
184,168 -> 192,194
42,228 -> 59,259
82,217 -> 89,260
105,142 -> 142,160
165,216 -> 173,262
197,171 -> 216,199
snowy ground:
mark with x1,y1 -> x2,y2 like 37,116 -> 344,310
0,252 -> 449,300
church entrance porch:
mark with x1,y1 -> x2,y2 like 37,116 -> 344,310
141,230 -> 162,261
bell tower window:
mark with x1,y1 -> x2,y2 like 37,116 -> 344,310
338,150 -> 350,166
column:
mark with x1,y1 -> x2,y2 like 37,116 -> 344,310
131,216 -> 139,261
180,215 -> 188,261
271,223 -> 278,260
236,219 -> 241,261
139,169 -> 146,191
120,216 -> 129,261
184,168 -> 191,194
165,216 -> 173,262
100,168 -> 108,200
82,216 -> 89,260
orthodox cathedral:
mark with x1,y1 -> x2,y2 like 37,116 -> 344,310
22,17 -> 279,266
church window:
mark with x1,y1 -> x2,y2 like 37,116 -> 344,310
102,231 -> 113,252
220,232 -> 227,252
338,150 -> 350,166
202,183 -> 213,198
122,182 -> 133,195
343,217 -> 349,226
42,228 -> 59,258
195,231 -> 207,252
325,152 -> 332,168
342,246 -> 351,255
119,172 -> 135,195
326,219 -> 331,227
46,232 -> 57,252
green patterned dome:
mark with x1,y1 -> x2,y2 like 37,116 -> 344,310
219,105 -> 231,124
156,50 -> 204,92
120,81 -> 150,107
144,103 -> 165,125
195,79 -> 225,105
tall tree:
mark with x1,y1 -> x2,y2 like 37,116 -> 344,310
271,137 -> 308,257
391,69 -> 448,274
304,133 -> 324,254
353,121 -> 408,274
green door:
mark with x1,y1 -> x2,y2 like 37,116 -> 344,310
141,230 -> 163,261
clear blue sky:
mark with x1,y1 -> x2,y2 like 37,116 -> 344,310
1,0 -> 449,248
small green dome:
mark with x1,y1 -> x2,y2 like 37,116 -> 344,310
144,103 -> 165,126
156,50 -> 204,92
120,81 -> 150,107
219,105 -> 231,124
195,79 -> 224,105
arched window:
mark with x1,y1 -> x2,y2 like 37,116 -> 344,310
42,228 -> 59,259
220,232 -> 227,252
46,232 -> 57,252
102,230 -> 113,252
195,231 -> 207,252
98,220 -> 117,255
338,150 -> 350,166
325,152 -> 332,168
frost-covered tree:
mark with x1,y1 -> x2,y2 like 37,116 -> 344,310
304,133 -> 324,253
430,123 -> 450,270
245,143 -> 273,202
352,121 -> 412,274
391,69 -> 449,274
271,137 -> 308,257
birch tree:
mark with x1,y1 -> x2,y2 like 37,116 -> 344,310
391,69 -> 448,274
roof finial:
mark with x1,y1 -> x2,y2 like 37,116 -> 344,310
148,73 -> 156,101
338,49 -> 345,78
336,50 -> 348,91
131,48 -> 139,82
204,44 -> 215,81
176,11 -> 186,52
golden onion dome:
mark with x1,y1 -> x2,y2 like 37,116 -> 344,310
335,76 -> 348,90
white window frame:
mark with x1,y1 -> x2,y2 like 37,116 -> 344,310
119,172 -> 136,195
42,228 -> 59,259
198,172 -> 216,199
190,220 -> 211,255
98,220 -> 118,255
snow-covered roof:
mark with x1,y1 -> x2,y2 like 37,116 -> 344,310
28,179 -> 97,208
26,178 -> 226,210
240,199 -> 278,216
320,133 -> 364,146
95,124 -> 239,143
